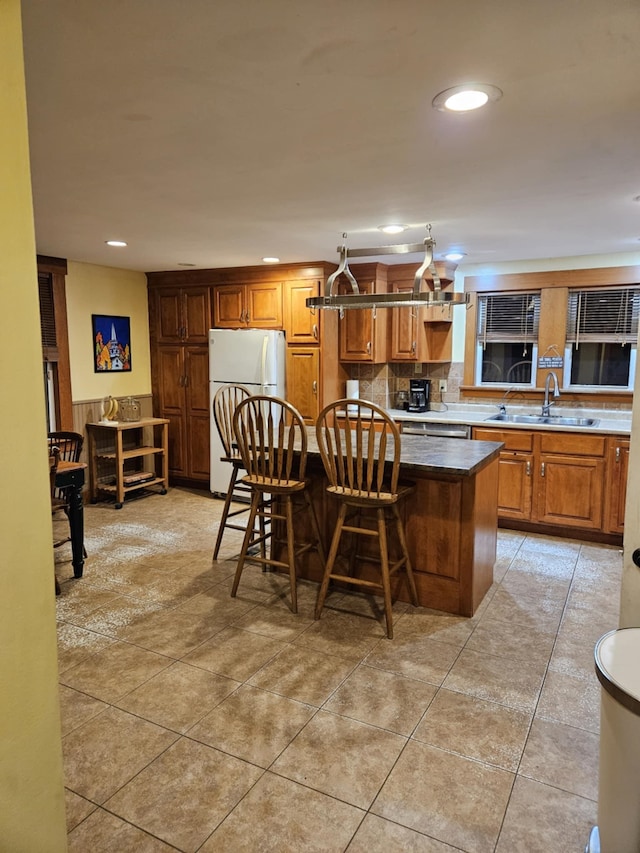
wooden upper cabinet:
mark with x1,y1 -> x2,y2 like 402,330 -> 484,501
155,286 -> 212,343
339,264 -> 388,363
388,263 -> 456,363
213,281 -> 282,328
285,279 -> 321,344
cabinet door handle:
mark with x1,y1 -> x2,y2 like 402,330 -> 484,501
312,323 -> 318,340
540,462 -> 545,478
366,341 -> 372,355
411,341 -> 416,356
616,446 -> 621,462
526,461 -> 531,476
245,311 -> 250,324
312,380 -> 317,395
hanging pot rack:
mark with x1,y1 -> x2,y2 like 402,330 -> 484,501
306,226 -> 469,311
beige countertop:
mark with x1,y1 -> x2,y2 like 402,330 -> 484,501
386,403 -> 632,436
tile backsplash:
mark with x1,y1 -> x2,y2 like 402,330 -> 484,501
345,363 -> 464,409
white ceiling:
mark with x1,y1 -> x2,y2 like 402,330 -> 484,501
20,0 -> 640,273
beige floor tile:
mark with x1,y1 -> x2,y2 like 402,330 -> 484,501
559,605 -> 619,648
64,788 -> 96,833
519,717 -> 599,800
500,569 -> 570,603
517,533 -> 582,557
495,776 -> 596,852
232,602 -> 314,641
56,622 -> 116,673
63,706 -> 178,803
272,710 -> 406,809
60,640 -> 172,703
507,550 -> 577,579
201,772 -> 365,852
55,584 -> 122,622
465,615 -> 557,665
67,806 -> 177,852
413,688 -> 532,771
481,588 -> 564,633
120,607 -> 226,657
443,648 -> 546,712
248,644 -> 355,706
324,664 -> 437,735
59,685 -> 108,737
189,683 -> 315,766
173,584 -> 263,622
373,740 -> 514,852
105,737 -> 262,852
347,813 -> 460,852
364,634 -> 461,685
181,626 -> 285,680
115,661 -> 240,732
548,633 -> 597,680
294,610 -> 387,662
70,597 -> 167,639
392,608 -> 476,647
536,669 -> 601,733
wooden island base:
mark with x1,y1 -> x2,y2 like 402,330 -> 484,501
276,434 -> 501,618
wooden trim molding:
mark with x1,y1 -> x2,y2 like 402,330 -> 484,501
36,254 -> 68,276
464,265 -> 640,293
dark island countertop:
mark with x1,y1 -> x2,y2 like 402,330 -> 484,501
305,433 -> 503,478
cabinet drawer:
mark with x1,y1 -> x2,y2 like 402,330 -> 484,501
539,432 -> 605,456
473,428 -> 533,452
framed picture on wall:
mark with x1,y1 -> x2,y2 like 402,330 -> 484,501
92,314 -> 132,372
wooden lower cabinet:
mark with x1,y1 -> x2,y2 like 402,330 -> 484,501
536,452 -> 604,529
155,344 -> 210,483
605,437 -> 630,533
472,426 -> 623,535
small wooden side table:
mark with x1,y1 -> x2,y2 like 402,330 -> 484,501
87,418 -> 169,508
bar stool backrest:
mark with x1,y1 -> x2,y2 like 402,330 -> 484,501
233,395 -> 307,484
213,383 -> 252,460
315,398 -> 401,498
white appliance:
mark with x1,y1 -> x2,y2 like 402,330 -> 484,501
208,328 -> 286,494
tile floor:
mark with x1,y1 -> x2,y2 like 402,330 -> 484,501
54,487 -> 622,852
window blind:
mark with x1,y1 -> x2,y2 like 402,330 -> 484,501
566,287 -> 640,346
477,292 -> 541,345
38,272 -> 58,348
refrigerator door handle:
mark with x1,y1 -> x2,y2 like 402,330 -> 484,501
261,334 -> 268,391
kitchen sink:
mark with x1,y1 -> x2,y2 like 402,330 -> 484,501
486,414 -> 599,427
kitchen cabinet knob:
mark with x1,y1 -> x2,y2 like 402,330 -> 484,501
312,323 -> 318,339
411,341 -> 416,356
540,462 -> 545,477
184,374 -> 189,387
526,461 -> 531,476
366,341 -> 372,355
312,380 -> 317,394
616,446 -> 621,462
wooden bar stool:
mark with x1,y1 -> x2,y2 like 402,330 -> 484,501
314,398 -> 418,639
230,395 -> 325,613
211,384 -> 261,560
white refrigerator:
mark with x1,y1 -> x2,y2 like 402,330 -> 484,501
208,328 -> 286,494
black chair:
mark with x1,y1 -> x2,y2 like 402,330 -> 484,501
48,431 -> 86,557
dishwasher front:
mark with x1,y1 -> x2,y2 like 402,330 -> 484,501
399,421 -> 471,439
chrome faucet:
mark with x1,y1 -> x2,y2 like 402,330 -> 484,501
542,371 -> 560,416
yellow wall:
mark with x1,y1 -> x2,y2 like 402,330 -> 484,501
65,261 -> 150,402
0,1 -> 68,849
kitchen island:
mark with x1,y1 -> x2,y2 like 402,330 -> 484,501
294,433 -> 502,617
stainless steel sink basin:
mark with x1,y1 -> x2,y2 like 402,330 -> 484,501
486,414 -> 599,427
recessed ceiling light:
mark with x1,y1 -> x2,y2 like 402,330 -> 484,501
432,83 -> 502,113
379,224 -> 407,235
105,240 -> 127,247
445,252 -> 466,261
262,257 -> 280,264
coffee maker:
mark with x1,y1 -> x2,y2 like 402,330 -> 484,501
407,379 -> 431,412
